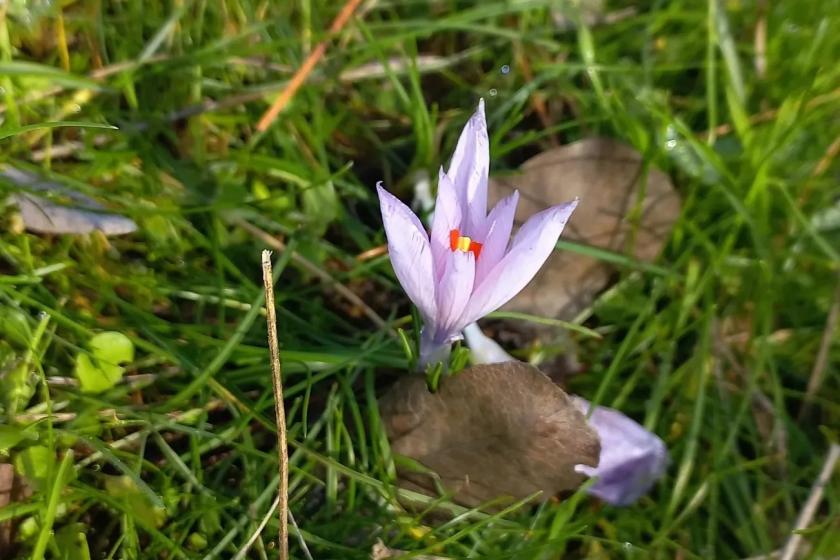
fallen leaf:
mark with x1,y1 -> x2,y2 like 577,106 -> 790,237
1,167 -> 137,235
379,361 -> 600,509
488,137 -> 681,320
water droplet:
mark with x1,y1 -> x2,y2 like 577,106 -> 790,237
501,64 -> 510,75
37,311 -> 49,320
489,88 -> 498,96
70,104 -> 82,113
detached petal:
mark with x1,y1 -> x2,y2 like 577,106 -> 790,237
447,99 -> 489,235
463,323 -> 515,365
474,190 -> 518,286
429,169 -> 461,281
377,183 -> 437,323
434,250 -> 475,341
572,397 -> 668,506
459,199 -> 578,325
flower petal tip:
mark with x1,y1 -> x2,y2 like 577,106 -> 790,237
471,99 -> 487,130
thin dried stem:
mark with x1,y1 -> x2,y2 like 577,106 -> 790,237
799,270 -> 840,419
705,87 -> 840,137
779,443 -> 840,560
256,0 -> 364,131
261,250 -> 289,560
754,0 -> 767,78
233,495 -> 280,560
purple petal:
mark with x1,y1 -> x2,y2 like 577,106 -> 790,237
377,183 -> 437,323
463,323 -> 515,364
434,250 -> 475,342
429,169 -> 461,281
572,397 -> 668,506
474,190 -> 518,286
447,99 -> 489,235
459,199 -> 578,325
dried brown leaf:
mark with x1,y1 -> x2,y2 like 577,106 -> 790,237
488,137 -> 681,320
379,361 -> 600,509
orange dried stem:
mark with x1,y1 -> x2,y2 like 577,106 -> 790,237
256,0 -> 364,131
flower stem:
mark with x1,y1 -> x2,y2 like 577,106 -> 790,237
418,331 -> 452,371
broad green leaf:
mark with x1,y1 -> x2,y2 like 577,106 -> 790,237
104,475 -> 167,528
187,533 -> 208,551
54,523 -> 92,560
89,331 -> 135,366
74,332 -> 135,394
0,424 -> 38,453
13,445 -> 52,487
0,309 -> 31,347
1,360 -> 36,416
301,180 -> 339,235
0,61 -> 103,90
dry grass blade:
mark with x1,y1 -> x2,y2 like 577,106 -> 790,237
707,87 -> 840,137
261,250 -> 289,560
256,0 -> 364,131
235,217 -> 388,330
233,495 -> 280,560
799,270 -> 840,419
779,443 -> 840,560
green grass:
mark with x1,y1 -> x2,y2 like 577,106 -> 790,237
1,0 -> 839,558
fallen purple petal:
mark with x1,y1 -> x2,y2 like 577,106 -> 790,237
572,397 -> 668,506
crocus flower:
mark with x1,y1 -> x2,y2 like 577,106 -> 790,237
571,397 -> 668,505
464,323 -> 668,505
377,100 -> 578,367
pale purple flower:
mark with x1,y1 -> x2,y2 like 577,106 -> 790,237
465,324 -> 668,506
377,100 -> 577,367
572,397 -> 668,506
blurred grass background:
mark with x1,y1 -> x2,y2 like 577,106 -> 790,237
0,0 -> 838,558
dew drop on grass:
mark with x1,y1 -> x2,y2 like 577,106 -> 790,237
489,88 -> 498,96
501,64 -> 510,74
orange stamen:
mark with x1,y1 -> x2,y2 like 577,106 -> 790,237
449,229 -> 482,259
469,240 -> 483,259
